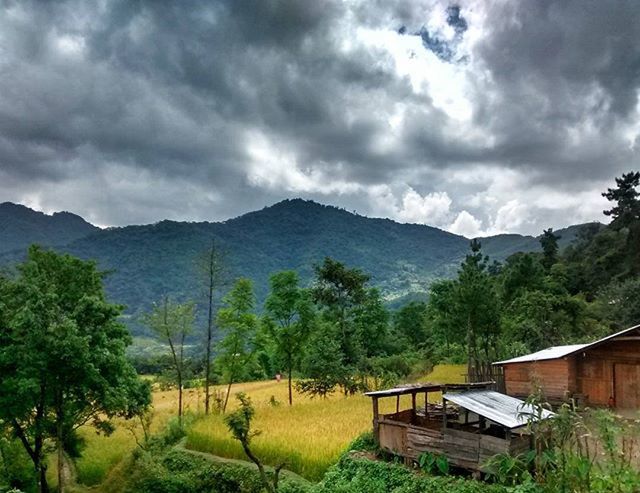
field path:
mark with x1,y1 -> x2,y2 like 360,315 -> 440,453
175,438 -> 312,485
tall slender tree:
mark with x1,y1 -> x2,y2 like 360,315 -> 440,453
198,239 -> 228,415
602,171 -> 640,228
217,278 -> 260,412
540,228 -> 561,270
263,271 -> 314,405
144,297 -> 194,425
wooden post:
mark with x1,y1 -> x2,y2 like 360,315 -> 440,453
396,394 -> 400,413
372,397 -> 380,443
411,392 -> 416,419
425,391 -> 429,418
442,397 -> 448,431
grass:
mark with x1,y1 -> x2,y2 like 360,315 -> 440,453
60,364 -> 466,488
185,364 -> 466,481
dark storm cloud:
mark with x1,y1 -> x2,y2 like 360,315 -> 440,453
0,0 -> 638,233
473,0 -> 640,184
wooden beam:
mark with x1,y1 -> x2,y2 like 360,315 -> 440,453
425,391 -> 429,418
372,397 -> 380,443
442,397 -> 448,431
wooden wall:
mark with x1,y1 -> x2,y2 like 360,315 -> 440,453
502,339 -> 640,408
503,359 -> 573,400
577,340 -> 640,407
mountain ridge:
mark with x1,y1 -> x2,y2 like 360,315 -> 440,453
0,198 -> 602,336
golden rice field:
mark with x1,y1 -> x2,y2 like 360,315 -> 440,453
65,364 -> 466,488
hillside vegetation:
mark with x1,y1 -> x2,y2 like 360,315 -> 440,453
0,199 -> 596,337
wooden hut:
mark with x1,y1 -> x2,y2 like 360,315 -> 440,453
494,324 -> 640,408
365,383 -> 553,472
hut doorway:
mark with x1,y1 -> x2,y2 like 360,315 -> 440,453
614,364 -> 640,408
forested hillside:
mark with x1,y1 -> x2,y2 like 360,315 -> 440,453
0,199 -> 596,336
0,202 -> 98,253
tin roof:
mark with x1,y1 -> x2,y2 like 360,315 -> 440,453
443,389 -> 554,429
493,344 -> 588,365
494,323 -> 640,366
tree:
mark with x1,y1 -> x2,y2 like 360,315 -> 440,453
224,393 -> 283,493
500,253 -> 545,303
197,239 -> 228,415
602,171 -> 640,228
597,277 -> 640,329
217,278 -> 260,412
263,271 -> 314,406
540,228 -> 561,270
393,301 -> 429,347
296,321 -> 345,398
144,297 -> 194,426
311,257 -> 369,368
353,288 -> 390,358
457,241 -> 501,379
0,246 -> 151,493
426,280 -> 463,352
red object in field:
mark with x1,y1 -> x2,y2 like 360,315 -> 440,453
275,373 -> 282,382
608,396 -> 615,408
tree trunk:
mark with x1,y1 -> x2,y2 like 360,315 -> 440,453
223,379 -> 233,413
177,369 -> 183,426
205,240 -> 215,415
57,415 -> 64,493
288,366 -> 293,406
40,465 -> 50,493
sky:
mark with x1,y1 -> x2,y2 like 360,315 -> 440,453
0,0 -> 639,236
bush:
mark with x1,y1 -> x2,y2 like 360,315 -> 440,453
0,438 -> 37,493
344,432 -> 377,454
313,454 -> 517,493
125,449 -> 310,493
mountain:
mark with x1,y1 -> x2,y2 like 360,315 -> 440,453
0,199 -> 600,335
0,202 -> 98,253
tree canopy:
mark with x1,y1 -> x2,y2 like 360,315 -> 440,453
0,246 -> 150,493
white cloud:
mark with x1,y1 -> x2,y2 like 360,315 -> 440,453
492,200 -> 532,234
396,188 -> 452,225
448,210 -> 483,237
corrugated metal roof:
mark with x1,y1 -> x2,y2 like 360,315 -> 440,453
494,323 -> 640,366
493,344 -> 588,365
443,390 -> 554,429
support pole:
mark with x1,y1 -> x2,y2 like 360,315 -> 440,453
372,397 -> 380,443
442,397 -> 448,431
411,392 -> 416,418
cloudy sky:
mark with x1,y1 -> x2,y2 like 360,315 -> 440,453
1,0 -> 639,236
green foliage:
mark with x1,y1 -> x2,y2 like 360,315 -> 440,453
418,452 -> 449,476
217,279 -> 261,411
124,448 -> 309,493
392,301 -> 429,347
602,171 -> 640,228
0,246 -> 151,492
539,229 -> 560,271
487,392 -> 640,493
426,241 -> 501,376
0,202 -> 97,255
314,454 -> 517,493
344,432 -> 377,454
297,258 -> 393,396
263,271 -> 315,405
0,437 -> 37,493
224,393 -> 285,493
595,277 -> 640,329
